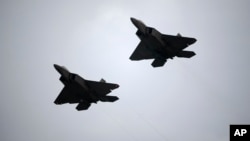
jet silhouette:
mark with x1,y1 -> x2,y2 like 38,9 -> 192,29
54,64 -> 119,111
130,17 -> 197,67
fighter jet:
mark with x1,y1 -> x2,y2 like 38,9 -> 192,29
130,17 -> 197,67
53,64 -> 119,111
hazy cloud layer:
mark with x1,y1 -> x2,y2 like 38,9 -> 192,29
1,0 -> 250,141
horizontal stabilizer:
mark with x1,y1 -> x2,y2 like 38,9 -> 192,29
99,96 -> 119,102
151,59 -> 166,67
76,102 -> 91,111
176,51 -> 196,58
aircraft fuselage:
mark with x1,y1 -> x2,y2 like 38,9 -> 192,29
137,28 -> 175,60
130,18 -> 176,59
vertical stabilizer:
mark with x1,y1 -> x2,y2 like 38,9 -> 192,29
100,78 -> 106,83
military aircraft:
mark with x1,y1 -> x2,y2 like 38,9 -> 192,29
130,17 -> 197,67
53,64 -> 119,111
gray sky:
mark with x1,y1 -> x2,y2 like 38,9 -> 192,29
1,0 -> 250,141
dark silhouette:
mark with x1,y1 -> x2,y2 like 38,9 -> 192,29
54,64 -> 119,111
130,17 -> 197,67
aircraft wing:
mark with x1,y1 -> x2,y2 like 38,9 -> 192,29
54,85 -> 79,104
161,34 -> 196,51
130,41 -> 155,60
85,80 -> 119,96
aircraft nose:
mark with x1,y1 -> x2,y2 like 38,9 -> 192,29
130,17 -> 135,22
54,64 -> 62,73
54,64 -> 59,70
130,17 -> 137,24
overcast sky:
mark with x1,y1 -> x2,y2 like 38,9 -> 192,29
1,0 -> 250,141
